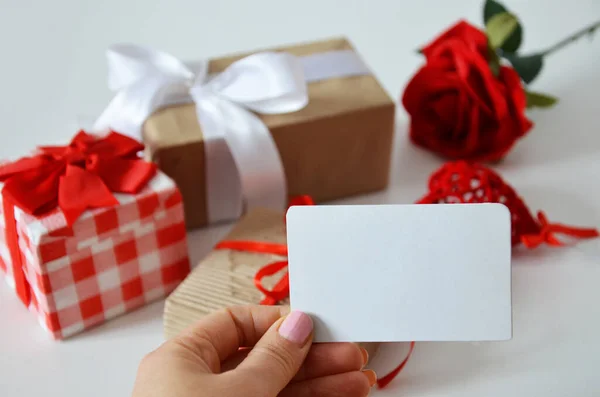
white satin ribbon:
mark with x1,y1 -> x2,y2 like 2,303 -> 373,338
94,44 -> 370,223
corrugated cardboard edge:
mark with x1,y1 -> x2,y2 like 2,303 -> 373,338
164,208 -> 283,338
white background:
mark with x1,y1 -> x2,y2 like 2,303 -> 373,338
1,0 -> 599,396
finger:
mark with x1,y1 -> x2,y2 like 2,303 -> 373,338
171,305 -> 289,373
220,349 -> 250,372
221,343 -> 367,379
280,371 -> 376,397
231,311 -> 314,396
293,343 -> 367,381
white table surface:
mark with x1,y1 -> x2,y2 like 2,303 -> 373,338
1,0 -> 599,396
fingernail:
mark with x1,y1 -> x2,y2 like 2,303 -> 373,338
278,311 -> 313,345
360,347 -> 369,367
362,369 -> 377,387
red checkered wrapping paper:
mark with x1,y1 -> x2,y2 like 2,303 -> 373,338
0,171 -> 190,339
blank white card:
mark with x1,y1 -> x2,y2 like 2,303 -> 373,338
287,204 -> 512,343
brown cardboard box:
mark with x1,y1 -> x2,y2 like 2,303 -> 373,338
144,37 -> 395,229
163,207 -> 380,362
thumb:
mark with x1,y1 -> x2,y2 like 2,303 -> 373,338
233,311 -> 314,396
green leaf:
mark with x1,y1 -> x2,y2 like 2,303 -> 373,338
487,46 -> 501,76
525,91 -> 558,108
483,0 -> 506,22
504,53 -> 544,84
486,12 -> 519,50
483,0 -> 523,53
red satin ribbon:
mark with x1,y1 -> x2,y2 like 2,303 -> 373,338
215,194 -> 413,388
0,130 -> 157,306
521,211 -> 600,249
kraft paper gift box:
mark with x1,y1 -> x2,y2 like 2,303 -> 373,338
163,207 -> 380,363
95,37 -> 395,229
0,132 -> 190,339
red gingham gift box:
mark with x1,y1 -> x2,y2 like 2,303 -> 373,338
0,132 -> 190,339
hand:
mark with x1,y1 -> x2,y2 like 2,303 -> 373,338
132,305 -> 376,397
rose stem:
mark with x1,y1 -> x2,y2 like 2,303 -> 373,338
541,20 -> 600,57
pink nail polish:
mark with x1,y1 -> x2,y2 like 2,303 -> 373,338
278,311 -> 313,345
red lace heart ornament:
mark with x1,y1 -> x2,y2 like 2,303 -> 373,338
417,161 -> 599,247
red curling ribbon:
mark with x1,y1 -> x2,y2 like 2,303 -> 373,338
521,211 -> 599,249
215,194 -> 412,388
214,239 -> 289,305
376,341 -> 416,389
215,240 -> 288,257
254,261 -> 289,305
215,194 -> 313,304
0,130 -> 157,306
287,195 -> 315,207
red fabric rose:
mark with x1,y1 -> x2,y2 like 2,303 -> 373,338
422,20 -> 489,61
402,21 -> 533,161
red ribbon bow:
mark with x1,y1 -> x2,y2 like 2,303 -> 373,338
521,211 -> 600,249
0,130 -> 156,306
215,195 -> 414,389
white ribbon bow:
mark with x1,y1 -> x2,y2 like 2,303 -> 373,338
94,44 -> 309,222
94,43 -> 372,223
